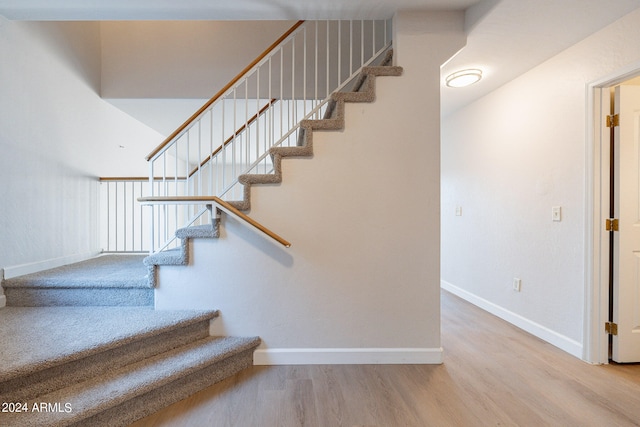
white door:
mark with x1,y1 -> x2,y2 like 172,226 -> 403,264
612,84 -> 640,362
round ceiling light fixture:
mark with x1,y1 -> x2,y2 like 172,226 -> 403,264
445,69 -> 482,88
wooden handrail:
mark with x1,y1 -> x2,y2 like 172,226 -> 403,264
137,195 -> 291,248
188,98 -> 276,178
145,20 -> 305,162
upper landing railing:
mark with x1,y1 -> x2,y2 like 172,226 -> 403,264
143,19 -> 393,252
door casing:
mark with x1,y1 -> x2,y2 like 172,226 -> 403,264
586,61 -> 640,364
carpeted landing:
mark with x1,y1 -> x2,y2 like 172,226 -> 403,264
0,257 -> 260,427
1,255 -> 153,307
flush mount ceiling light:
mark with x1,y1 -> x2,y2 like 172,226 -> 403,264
445,69 -> 482,88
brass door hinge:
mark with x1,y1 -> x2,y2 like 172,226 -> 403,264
605,322 -> 618,336
607,114 -> 619,127
606,218 -> 619,231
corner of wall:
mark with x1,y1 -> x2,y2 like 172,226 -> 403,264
392,10 -> 466,67
441,280 -> 583,360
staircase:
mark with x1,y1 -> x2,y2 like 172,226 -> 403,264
140,19 -> 396,254
144,48 -> 403,272
0,257 -> 260,427
1,19 -> 402,425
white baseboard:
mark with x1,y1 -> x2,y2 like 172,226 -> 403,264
253,347 -> 443,365
441,280 -> 583,359
2,251 -> 102,280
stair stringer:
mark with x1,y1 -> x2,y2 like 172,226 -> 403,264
230,63 -> 403,212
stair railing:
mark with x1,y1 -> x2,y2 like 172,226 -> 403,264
100,177 -> 192,253
144,19 -> 392,253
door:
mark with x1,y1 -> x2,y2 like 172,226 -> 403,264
612,84 -> 640,362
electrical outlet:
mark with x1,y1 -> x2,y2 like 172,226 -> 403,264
455,206 -> 462,216
513,278 -> 522,292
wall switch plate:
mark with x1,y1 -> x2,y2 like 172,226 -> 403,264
552,206 -> 561,222
455,206 -> 462,216
513,278 -> 522,292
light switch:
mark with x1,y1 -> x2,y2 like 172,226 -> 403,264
513,278 -> 522,292
455,206 -> 462,216
552,206 -> 561,222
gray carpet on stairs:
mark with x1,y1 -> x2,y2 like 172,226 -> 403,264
2,255 -> 150,289
0,336 -> 260,427
0,303 -> 259,427
0,255 -> 260,427
1,255 -> 154,306
0,306 -> 217,384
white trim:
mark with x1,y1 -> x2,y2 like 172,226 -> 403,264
584,85 -> 610,365
2,251 -> 102,280
253,347 -> 443,365
585,62 -> 640,365
588,60 -> 640,88
441,280 -> 583,359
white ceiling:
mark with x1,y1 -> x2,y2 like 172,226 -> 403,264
0,0 -> 478,20
442,0 -> 640,115
1,0 -> 640,116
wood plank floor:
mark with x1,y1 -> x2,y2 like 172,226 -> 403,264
130,291 -> 640,426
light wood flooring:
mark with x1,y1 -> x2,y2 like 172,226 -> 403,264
130,291 -> 640,426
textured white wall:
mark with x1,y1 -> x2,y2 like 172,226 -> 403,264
154,11 -> 466,364
441,8 -> 640,359
0,19 -> 162,273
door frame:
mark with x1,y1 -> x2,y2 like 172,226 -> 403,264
586,61 -> 640,364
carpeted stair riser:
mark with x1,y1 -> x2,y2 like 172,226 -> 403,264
70,344 -> 257,427
1,336 -> 260,427
3,287 -> 153,307
0,318 -> 212,402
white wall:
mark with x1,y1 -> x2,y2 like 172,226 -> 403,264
441,8 -> 640,359
0,18 -> 162,277
153,11 -> 466,364
100,21 -> 297,99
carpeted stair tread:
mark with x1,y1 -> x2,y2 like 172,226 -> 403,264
143,247 -> 186,266
143,220 -> 220,269
175,223 -> 219,239
362,65 -> 403,76
238,173 -> 282,185
1,255 -> 154,307
1,255 -> 149,289
301,117 -> 345,130
0,336 -> 261,427
0,306 -> 218,384
270,145 -> 313,157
